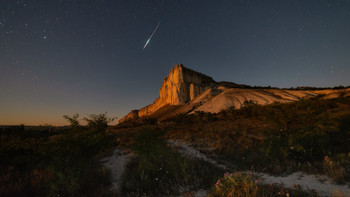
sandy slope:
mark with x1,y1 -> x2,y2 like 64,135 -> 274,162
120,85 -> 350,123
193,88 -> 319,114
150,88 -> 350,121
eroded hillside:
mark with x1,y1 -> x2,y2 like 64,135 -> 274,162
120,64 -> 350,123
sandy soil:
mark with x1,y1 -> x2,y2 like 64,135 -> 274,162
256,171 -> 350,197
185,87 -> 350,115
192,88 -> 320,114
168,140 -> 227,170
169,140 -> 350,197
101,147 -> 132,192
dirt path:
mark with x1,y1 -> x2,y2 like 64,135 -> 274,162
256,172 -> 350,197
169,140 -> 350,197
101,147 -> 132,192
168,140 -> 227,170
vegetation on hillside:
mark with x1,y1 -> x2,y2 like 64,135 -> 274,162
208,172 -> 318,197
117,127 -> 223,196
0,113 -> 116,196
2,96 -> 350,196
163,96 -> 350,182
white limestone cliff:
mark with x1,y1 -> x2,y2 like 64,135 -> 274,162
119,64 -> 215,122
119,64 -> 350,123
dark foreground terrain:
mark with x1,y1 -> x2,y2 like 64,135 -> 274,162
1,96 -> 350,196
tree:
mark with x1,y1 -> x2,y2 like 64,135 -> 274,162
63,114 -> 81,129
83,113 -> 116,133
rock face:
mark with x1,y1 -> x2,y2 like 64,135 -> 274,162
119,64 -> 350,123
160,64 -> 215,104
119,64 -> 216,122
119,110 -> 139,122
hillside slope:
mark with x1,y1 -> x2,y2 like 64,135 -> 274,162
119,64 -> 350,123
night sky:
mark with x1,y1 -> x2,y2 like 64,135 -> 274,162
1,0 -> 350,125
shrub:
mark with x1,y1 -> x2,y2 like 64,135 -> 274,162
324,156 -> 345,182
63,114 -> 81,129
209,172 -> 318,197
120,128 -> 223,196
83,113 -> 116,133
64,113 -> 116,133
210,172 -> 258,197
0,122 -> 116,196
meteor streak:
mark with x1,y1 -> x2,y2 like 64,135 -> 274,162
143,22 -> 161,50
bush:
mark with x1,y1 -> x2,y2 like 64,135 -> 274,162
210,172 -> 258,197
83,113 -> 116,133
0,118 -> 117,196
63,114 -> 81,129
63,113 -> 116,133
209,172 -> 318,197
120,128 -> 223,196
323,156 -> 345,182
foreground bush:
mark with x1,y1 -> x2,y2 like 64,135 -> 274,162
0,114 -> 117,196
210,172 -> 258,197
324,155 -> 346,183
209,172 -> 318,197
120,128 -> 223,196
164,97 -> 350,179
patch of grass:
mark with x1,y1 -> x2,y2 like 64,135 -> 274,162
120,127 -> 223,196
209,172 -> 258,197
0,124 -> 117,196
162,97 -> 350,180
323,155 -> 347,183
208,172 -> 318,197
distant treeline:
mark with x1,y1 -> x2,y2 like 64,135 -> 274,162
251,85 -> 350,90
0,125 -> 64,139
0,125 -> 25,131
217,81 -> 349,90
0,125 -> 68,135
286,85 -> 350,90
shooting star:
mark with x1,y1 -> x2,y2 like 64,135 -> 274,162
143,22 -> 161,50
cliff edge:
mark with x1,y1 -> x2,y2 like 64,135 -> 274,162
119,64 -> 350,123
119,64 -> 216,122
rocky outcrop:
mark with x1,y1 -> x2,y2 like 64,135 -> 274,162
119,64 -> 216,123
118,110 -> 139,123
119,64 -> 350,123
